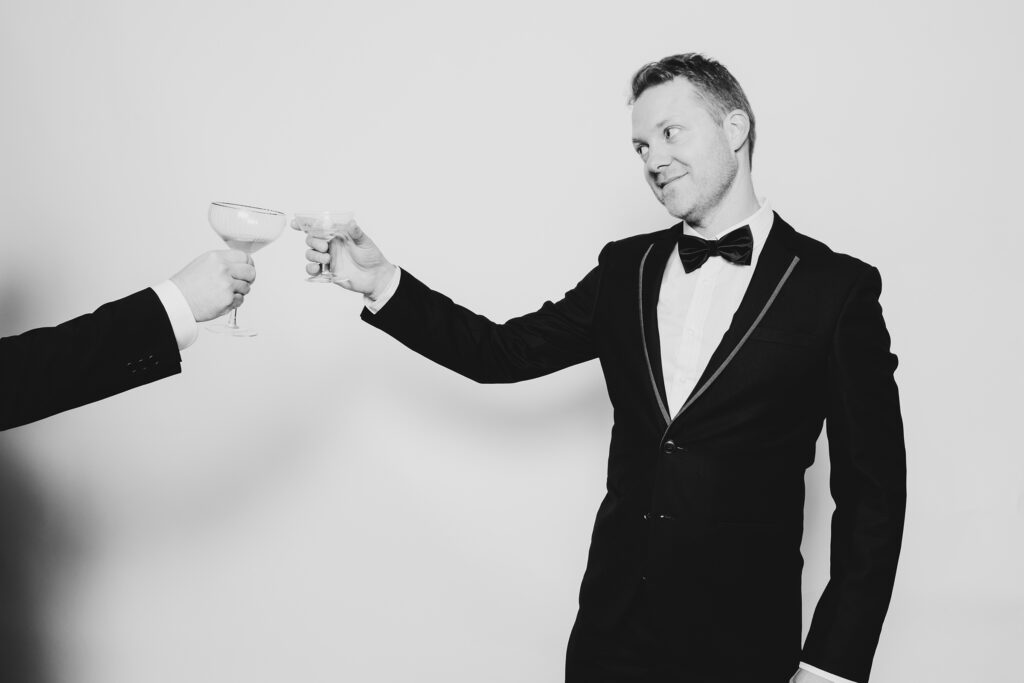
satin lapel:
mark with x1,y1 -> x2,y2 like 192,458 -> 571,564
638,224 -> 684,427
674,213 -> 801,419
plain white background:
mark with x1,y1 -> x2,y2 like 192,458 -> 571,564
0,1 -> 1021,681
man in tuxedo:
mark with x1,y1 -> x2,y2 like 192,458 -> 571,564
1,249 -> 256,430
305,53 -> 905,682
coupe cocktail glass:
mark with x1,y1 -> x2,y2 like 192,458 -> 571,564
207,202 -> 286,337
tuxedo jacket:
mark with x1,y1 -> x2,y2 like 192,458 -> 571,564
362,213 -> 906,682
0,288 -> 182,431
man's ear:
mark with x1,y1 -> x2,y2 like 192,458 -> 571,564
723,109 -> 751,155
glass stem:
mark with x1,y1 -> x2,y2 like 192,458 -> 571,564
228,308 -> 239,329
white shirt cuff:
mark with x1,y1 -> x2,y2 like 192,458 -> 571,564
151,280 -> 199,351
363,266 -> 402,314
799,661 -> 859,683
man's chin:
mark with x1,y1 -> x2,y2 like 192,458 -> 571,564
661,198 -> 693,221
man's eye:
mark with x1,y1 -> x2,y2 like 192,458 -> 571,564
664,127 -> 680,140
634,145 -> 648,157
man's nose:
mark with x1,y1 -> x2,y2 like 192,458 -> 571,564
645,143 -> 671,175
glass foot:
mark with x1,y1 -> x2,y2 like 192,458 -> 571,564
306,273 -> 335,283
206,322 -> 258,337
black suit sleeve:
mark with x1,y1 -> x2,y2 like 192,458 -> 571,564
360,254 -> 606,384
802,266 -> 907,682
0,288 -> 182,430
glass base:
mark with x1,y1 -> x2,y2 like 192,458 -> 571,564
206,322 -> 258,337
306,273 -> 335,283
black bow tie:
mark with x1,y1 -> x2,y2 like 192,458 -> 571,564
677,225 -> 754,273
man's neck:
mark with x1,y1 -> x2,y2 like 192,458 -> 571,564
688,179 -> 760,237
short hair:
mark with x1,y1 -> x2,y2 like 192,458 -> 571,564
629,53 -> 756,163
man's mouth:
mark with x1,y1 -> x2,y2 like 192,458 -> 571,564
658,174 -> 686,190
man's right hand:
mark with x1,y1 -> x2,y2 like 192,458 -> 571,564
170,250 -> 256,322
304,221 -> 396,300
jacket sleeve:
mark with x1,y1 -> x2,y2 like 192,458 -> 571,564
802,265 -> 907,682
360,250 -> 607,384
0,288 -> 182,430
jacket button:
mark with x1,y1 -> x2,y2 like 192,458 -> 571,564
662,440 -> 676,454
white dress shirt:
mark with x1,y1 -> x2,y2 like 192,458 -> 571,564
363,267 -> 402,313
658,199 -> 774,417
367,201 -> 855,683
151,280 -> 199,350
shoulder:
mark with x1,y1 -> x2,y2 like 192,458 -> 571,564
597,223 -> 681,262
775,214 -> 878,284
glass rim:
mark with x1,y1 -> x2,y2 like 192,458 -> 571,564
211,202 -> 285,216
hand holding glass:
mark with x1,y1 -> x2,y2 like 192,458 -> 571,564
207,202 -> 285,336
291,210 -> 355,283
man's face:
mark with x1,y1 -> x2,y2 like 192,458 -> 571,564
631,78 -> 739,223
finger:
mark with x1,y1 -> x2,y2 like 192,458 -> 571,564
305,235 -> 329,252
231,293 -> 244,309
228,263 -> 257,282
222,250 -> 249,263
305,262 -> 321,276
306,248 -> 330,264
231,280 -> 252,295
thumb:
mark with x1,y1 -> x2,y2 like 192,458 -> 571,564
346,222 -> 368,244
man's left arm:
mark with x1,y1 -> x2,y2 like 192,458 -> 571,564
800,264 -> 907,682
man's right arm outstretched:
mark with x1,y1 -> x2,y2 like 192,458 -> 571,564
305,222 -> 605,383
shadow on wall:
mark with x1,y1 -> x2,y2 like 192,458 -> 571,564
0,270 -> 58,683
0,442 -> 53,683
